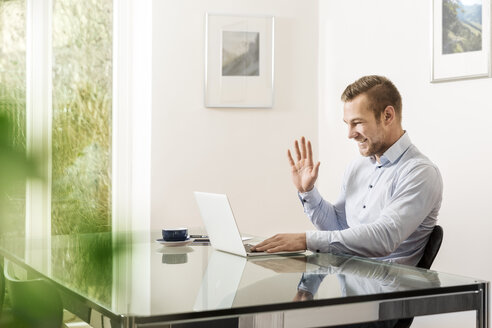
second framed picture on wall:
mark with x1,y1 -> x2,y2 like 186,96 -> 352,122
432,0 -> 491,82
205,14 -> 274,108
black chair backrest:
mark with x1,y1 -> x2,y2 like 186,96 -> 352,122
417,225 -> 443,270
393,225 -> 444,328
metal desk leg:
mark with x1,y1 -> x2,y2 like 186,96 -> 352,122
477,282 -> 489,328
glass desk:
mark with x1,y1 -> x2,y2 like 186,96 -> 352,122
0,231 -> 488,328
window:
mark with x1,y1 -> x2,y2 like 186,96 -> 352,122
2,0 -> 150,238
51,0 -> 113,235
50,0 -> 114,305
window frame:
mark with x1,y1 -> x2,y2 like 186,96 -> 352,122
25,0 -> 53,271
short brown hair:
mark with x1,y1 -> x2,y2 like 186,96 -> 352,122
341,75 -> 402,122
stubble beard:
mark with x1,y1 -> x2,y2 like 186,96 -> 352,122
360,140 -> 387,158
357,132 -> 388,158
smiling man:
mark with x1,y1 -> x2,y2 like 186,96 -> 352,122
253,75 -> 443,266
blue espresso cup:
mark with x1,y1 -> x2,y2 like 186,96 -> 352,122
162,228 -> 188,242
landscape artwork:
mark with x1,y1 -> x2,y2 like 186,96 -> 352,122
442,0 -> 482,54
222,31 -> 260,76
206,14 -> 273,107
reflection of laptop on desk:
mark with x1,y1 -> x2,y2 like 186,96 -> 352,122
193,250 -> 245,311
193,250 -> 307,312
194,191 -> 305,257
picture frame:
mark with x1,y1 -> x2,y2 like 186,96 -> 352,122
205,14 -> 274,108
431,0 -> 491,82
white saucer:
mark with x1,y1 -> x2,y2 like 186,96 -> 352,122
155,238 -> 193,247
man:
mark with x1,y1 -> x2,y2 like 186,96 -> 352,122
253,75 -> 443,266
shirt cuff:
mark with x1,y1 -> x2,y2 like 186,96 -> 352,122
306,230 -> 332,253
297,273 -> 324,294
298,187 -> 323,209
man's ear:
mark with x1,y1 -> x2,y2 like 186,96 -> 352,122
383,106 -> 396,125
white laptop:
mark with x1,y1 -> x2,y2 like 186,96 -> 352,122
194,191 -> 305,257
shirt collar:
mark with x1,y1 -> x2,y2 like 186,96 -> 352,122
371,132 -> 412,166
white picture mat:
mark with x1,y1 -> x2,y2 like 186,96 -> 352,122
205,14 -> 274,107
432,0 -> 491,82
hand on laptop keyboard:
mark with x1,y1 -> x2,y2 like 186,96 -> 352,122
249,233 -> 307,253
244,244 -> 263,253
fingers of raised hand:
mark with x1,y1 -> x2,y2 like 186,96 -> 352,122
287,150 -> 295,167
294,140 -> 302,161
312,161 -> 321,178
300,137 -> 307,159
307,140 -> 313,165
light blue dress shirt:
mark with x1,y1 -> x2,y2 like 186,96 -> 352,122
301,132 -> 443,265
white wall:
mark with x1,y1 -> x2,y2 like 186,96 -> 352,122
151,0 -> 319,236
319,0 -> 492,327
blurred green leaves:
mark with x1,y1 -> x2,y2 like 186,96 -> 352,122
0,110 -> 38,235
0,113 -> 37,186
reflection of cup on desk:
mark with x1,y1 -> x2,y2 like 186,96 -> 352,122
157,246 -> 193,265
162,228 -> 188,241
162,253 -> 187,264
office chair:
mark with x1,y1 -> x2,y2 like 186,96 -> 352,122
3,259 -> 63,328
1,262 -> 17,327
393,225 -> 444,328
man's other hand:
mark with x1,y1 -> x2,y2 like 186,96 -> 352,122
251,233 -> 307,253
288,136 -> 320,193
293,290 -> 314,302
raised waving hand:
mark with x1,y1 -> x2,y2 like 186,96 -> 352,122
287,137 -> 320,193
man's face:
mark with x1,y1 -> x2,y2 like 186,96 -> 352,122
343,94 -> 388,159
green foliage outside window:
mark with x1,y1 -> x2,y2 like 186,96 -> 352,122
51,0 -> 113,235
1,0 -> 113,236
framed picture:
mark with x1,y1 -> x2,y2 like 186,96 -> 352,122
205,14 -> 274,108
431,0 -> 491,82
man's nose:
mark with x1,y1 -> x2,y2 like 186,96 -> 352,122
348,127 -> 357,139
